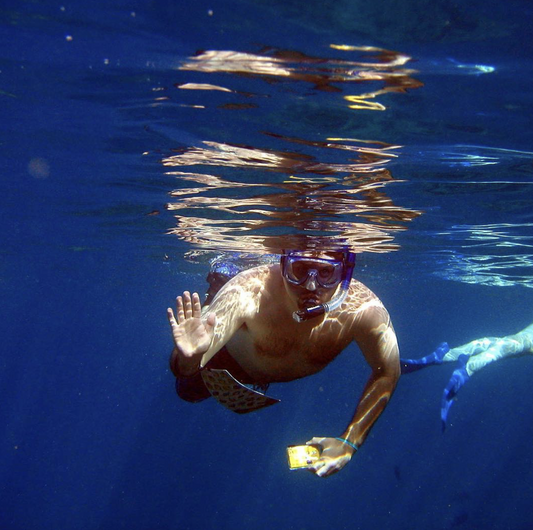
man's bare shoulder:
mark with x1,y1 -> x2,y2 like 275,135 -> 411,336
341,279 -> 390,331
220,263 -> 279,291
345,279 -> 383,309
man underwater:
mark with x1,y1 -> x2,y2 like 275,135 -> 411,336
167,250 -> 400,477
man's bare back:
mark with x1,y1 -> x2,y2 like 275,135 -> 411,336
168,252 -> 400,477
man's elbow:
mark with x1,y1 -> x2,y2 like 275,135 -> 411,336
385,345 -> 401,379
373,363 -> 400,389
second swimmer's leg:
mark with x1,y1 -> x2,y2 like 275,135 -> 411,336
440,354 -> 470,431
400,343 -> 450,374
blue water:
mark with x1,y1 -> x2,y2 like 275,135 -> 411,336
2,1 -> 533,529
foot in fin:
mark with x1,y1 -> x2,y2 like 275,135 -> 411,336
400,342 -> 450,374
440,354 -> 470,431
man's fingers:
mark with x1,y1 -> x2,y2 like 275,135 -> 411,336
192,292 -> 202,317
309,459 -> 329,478
317,465 -> 335,478
316,466 -> 328,478
167,307 -> 177,325
183,291 -> 193,319
173,292 -> 203,325
311,458 -> 337,478
176,296 -> 185,324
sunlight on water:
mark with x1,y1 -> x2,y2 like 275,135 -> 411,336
162,45 -> 423,255
423,222 -> 533,288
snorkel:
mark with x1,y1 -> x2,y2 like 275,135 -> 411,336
288,252 -> 356,323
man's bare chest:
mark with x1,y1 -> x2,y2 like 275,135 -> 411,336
227,317 -> 351,377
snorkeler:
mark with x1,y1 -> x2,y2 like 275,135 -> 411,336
401,323 -> 533,430
167,250 -> 400,477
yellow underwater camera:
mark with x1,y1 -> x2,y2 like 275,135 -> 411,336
286,444 -> 321,470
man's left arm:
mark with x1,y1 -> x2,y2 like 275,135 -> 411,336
308,304 -> 400,477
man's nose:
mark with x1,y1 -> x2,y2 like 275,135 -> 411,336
304,271 -> 317,291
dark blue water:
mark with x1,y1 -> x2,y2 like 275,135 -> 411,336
2,1 -> 533,529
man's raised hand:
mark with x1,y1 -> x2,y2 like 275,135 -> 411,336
167,291 -> 216,376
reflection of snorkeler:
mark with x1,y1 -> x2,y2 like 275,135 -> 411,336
167,250 -> 400,477
401,323 -> 533,430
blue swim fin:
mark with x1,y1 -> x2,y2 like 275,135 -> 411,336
440,354 -> 470,431
400,342 -> 450,374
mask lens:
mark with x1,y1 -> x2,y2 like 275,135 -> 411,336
317,264 -> 337,285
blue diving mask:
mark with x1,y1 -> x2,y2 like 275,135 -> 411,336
282,254 -> 345,289
281,252 -> 356,322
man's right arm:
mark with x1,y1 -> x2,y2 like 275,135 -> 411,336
168,291 -> 216,377
167,274 -> 257,376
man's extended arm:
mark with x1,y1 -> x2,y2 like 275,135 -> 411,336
343,308 -> 400,448
308,303 -> 400,478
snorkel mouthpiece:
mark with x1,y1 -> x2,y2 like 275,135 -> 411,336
293,304 -> 326,323
290,252 -> 356,323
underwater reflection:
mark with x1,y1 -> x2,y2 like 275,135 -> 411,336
164,137 -> 421,254
164,45 -> 423,254
178,45 -> 422,110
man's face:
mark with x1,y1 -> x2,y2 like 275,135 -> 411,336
281,252 -> 345,311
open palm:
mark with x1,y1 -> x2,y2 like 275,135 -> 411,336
167,291 -> 216,372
